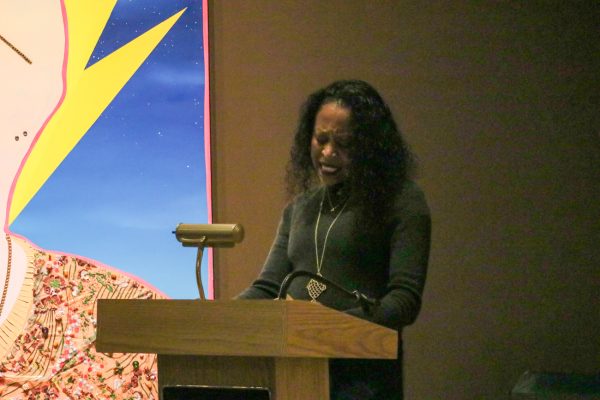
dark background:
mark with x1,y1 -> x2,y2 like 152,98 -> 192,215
208,1 -> 600,398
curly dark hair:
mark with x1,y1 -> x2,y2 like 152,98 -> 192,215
286,79 -> 415,229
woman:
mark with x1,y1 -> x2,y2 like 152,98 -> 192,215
1,2 -> 163,398
238,80 -> 431,399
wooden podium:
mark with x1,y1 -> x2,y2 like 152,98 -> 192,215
96,299 -> 397,400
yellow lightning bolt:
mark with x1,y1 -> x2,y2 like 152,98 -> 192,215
9,0 -> 186,225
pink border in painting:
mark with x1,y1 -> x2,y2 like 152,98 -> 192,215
202,0 -> 214,299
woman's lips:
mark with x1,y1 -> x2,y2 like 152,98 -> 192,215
319,163 -> 340,175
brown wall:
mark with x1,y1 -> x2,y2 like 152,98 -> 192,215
208,1 -> 600,398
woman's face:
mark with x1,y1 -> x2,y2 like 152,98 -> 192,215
310,102 -> 353,186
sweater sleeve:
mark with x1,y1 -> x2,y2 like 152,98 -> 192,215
346,185 -> 431,330
236,203 -> 294,299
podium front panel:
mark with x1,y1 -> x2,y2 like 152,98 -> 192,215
158,355 -> 329,400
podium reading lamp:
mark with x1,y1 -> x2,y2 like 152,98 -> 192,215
174,223 -> 244,299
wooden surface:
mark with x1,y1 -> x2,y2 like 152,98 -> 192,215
158,355 -> 329,400
273,357 -> 329,400
96,299 -> 397,359
158,355 -> 274,395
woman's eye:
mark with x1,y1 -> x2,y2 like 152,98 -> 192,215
315,135 -> 328,145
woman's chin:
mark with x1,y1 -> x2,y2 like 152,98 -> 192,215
319,172 -> 346,187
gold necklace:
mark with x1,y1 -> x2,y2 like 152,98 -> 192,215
0,33 -> 33,64
0,234 -> 12,316
306,189 -> 348,302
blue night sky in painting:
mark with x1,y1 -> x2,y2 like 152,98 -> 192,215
11,0 -> 208,299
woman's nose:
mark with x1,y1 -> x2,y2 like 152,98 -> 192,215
322,142 -> 337,157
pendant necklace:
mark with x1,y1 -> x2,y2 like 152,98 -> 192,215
306,188 -> 348,302
325,187 -> 344,212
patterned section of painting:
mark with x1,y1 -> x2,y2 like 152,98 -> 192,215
0,238 -> 165,399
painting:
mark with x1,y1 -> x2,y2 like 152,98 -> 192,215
0,0 -> 209,398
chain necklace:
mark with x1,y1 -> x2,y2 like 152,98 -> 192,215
0,234 -> 12,316
306,188 -> 348,302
